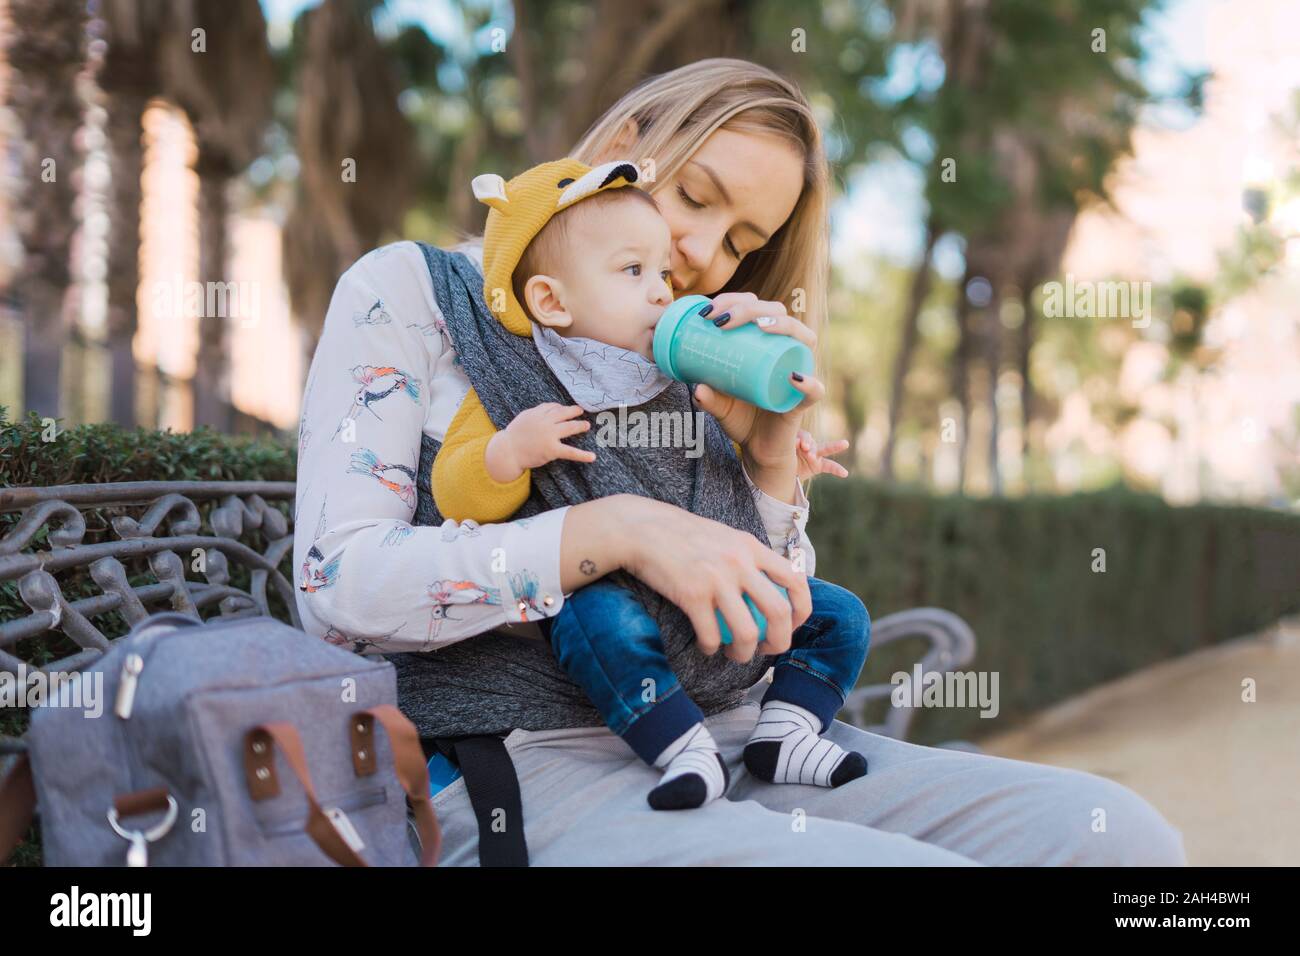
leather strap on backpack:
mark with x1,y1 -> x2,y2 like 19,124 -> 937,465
244,706 -> 440,867
0,754 -> 36,864
246,722 -> 371,866
349,704 -> 441,865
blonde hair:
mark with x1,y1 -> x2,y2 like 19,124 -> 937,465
570,59 -> 830,339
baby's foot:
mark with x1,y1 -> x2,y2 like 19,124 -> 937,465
743,701 -> 868,788
647,723 -> 729,811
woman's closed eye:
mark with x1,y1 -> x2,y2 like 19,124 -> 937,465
676,184 -> 743,260
676,183 -> 705,210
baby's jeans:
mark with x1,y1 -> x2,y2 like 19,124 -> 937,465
542,577 -> 871,764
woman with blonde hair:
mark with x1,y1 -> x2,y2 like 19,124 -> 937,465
294,58 -> 1186,865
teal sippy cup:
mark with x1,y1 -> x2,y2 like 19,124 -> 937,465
716,577 -> 790,645
653,295 -> 814,413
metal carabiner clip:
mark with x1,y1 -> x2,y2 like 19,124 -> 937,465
107,793 -> 178,867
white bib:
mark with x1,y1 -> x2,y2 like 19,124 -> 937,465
530,322 -> 675,412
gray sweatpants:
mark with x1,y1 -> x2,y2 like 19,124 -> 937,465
428,698 -> 1189,866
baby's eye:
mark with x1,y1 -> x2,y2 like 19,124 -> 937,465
623,263 -> 642,277
660,270 -> 671,283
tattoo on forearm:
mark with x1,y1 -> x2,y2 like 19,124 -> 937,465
580,559 -> 596,576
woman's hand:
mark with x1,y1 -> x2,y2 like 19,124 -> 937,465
689,292 -> 825,498
562,495 -> 811,663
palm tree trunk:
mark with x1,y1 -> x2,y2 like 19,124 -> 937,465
281,0 -> 403,342
984,297 -> 1002,495
1019,281 -> 1035,472
447,107 -> 487,234
951,266 -> 973,492
881,223 -> 938,480
524,0 -> 741,160
192,162 -> 231,431
20,280 -> 71,419
5,0 -> 87,419
837,370 -> 866,471
507,0 -> 548,163
104,90 -> 149,427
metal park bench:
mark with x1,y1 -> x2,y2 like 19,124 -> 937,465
0,480 -> 981,802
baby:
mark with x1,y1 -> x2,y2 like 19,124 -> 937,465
433,159 -> 870,810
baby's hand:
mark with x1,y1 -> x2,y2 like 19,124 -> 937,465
795,430 -> 849,481
485,403 -> 596,482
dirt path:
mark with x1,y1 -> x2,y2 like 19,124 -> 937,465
978,617 -> 1300,866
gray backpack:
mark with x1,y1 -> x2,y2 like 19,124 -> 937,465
3,612 -> 440,866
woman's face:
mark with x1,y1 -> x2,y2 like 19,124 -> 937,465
651,128 -> 805,298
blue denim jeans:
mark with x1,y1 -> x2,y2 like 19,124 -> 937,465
543,577 -> 870,765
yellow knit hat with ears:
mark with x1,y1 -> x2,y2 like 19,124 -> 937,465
472,158 -> 641,337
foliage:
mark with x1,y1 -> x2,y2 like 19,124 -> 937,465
809,476 -> 1300,746
0,408 -> 295,487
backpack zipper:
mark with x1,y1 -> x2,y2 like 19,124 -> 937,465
108,615 -> 254,856
113,615 -> 248,721
114,653 -> 145,718
258,784 -> 388,838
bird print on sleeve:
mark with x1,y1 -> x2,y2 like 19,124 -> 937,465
299,544 -> 341,593
334,364 -> 421,439
348,448 -> 417,508
353,299 -> 392,327
424,578 -> 503,648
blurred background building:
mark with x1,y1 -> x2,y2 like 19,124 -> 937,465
1059,0 -> 1300,505
0,0 -> 1296,509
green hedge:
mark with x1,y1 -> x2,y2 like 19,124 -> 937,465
0,409 -> 295,486
808,479 -> 1300,746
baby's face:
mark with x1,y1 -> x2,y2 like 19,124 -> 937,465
548,198 -> 674,360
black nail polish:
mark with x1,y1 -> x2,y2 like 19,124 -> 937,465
700,303 -> 714,317
712,312 -> 731,327
791,371 -> 804,382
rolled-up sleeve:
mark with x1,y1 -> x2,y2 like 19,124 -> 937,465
741,463 -> 817,579
293,242 -> 570,654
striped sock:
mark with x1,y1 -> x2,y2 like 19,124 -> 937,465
743,701 -> 868,787
647,723 -> 728,811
